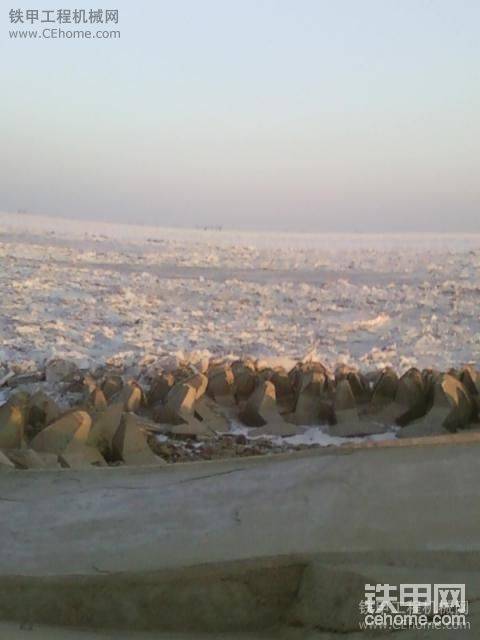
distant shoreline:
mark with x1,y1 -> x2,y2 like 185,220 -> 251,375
2,210 -> 480,238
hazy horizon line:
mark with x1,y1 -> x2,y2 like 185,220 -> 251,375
3,209 -> 480,236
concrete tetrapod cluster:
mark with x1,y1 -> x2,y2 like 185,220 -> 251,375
1,357 -> 480,470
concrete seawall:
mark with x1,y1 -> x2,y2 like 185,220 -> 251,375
1,433 -> 480,635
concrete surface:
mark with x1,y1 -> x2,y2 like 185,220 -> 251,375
1,433 -> 480,635
0,624 -> 276,640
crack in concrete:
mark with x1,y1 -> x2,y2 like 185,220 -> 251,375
176,467 -> 247,485
91,565 -> 112,575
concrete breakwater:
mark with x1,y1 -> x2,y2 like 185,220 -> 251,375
1,434 -> 480,635
1,357 -> 480,471
1,357 -> 480,635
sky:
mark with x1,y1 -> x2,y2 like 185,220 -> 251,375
1,0 -> 479,231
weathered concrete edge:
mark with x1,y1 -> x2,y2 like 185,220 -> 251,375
0,555 -> 306,632
4,430 -> 480,478
2,551 -> 480,633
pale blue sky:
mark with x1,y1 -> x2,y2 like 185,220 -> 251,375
1,0 -> 479,230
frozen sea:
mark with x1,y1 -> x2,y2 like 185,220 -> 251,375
1,212 -> 479,377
